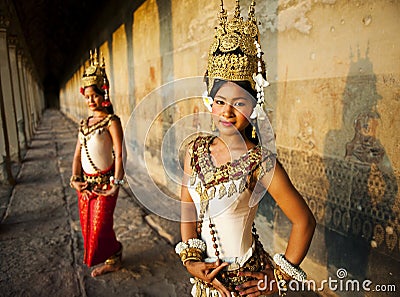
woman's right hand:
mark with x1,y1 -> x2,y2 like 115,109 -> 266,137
71,181 -> 90,199
185,259 -> 231,296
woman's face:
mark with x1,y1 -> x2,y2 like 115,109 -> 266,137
84,86 -> 104,112
212,81 -> 255,136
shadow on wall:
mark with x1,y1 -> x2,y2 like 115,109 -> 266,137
324,45 -> 399,296
262,45 -> 399,297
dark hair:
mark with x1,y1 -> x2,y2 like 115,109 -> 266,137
206,78 -> 259,145
85,85 -> 114,114
208,79 -> 257,101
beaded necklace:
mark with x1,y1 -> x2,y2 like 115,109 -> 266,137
191,135 -> 275,260
80,114 -> 116,174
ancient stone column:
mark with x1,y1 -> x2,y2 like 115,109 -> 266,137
17,49 -> 31,145
0,16 -> 14,184
36,80 -> 44,115
8,35 -> 26,158
21,57 -> 34,139
26,69 -> 38,129
0,17 -> 20,163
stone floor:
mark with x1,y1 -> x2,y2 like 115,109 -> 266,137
0,109 -> 191,296
0,109 -> 321,297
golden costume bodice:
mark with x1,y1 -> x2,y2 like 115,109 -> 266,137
187,135 -> 275,259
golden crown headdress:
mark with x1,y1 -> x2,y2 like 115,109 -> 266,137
80,49 -> 110,102
206,0 -> 268,97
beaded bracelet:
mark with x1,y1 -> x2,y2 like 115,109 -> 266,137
175,241 -> 189,254
187,238 -> 206,252
273,253 -> 307,282
110,176 -> 125,186
175,238 -> 206,265
175,238 -> 207,254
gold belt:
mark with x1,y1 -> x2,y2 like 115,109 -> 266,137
83,171 -> 113,185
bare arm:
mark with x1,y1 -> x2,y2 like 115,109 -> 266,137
92,116 -> 124,197
237,161 -> 315,296
108,116 -> 125,181
71,138 -> 82,176
180,147 -> 198,241
70,137 -> 89,194
261,161 -> 316,266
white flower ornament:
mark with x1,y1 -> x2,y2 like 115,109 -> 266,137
251,104 -> 266,120
251,73 -> 269,120
202,90 -> 213,112
253,73 -> 270,91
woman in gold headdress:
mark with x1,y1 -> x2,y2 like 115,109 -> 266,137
176,1 -> 316,296
70,50 -> 125,277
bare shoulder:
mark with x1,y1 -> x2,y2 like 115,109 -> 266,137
108,114 -> 122,129
109,114 -> 121,123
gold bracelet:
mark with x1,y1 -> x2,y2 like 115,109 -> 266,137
274,268 -> 288,296
183,257 -> 202,266
69,175 -> 82,188
179,247 -> 203,265
70,175 -> 82,182
277,265 -> 292,280
180,248 -> 203,260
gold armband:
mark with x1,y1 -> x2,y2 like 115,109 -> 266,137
179,247 -> 203,266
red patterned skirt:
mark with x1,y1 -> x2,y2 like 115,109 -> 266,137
77,170 -> 121,267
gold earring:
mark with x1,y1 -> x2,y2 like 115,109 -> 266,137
252,126 -> 256,138
211,120 -> 216,132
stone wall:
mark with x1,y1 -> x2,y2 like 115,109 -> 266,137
60,1 -> 400,295
0,7 -> 45,184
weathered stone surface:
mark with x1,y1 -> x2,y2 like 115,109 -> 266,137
145,214 -> 181,245
0,110 -> 192,297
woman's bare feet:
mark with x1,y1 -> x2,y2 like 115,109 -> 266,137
91,245 -> 123,277
91,262 -> 121,277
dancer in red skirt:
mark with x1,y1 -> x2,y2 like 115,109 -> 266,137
70,49 -> 125,277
